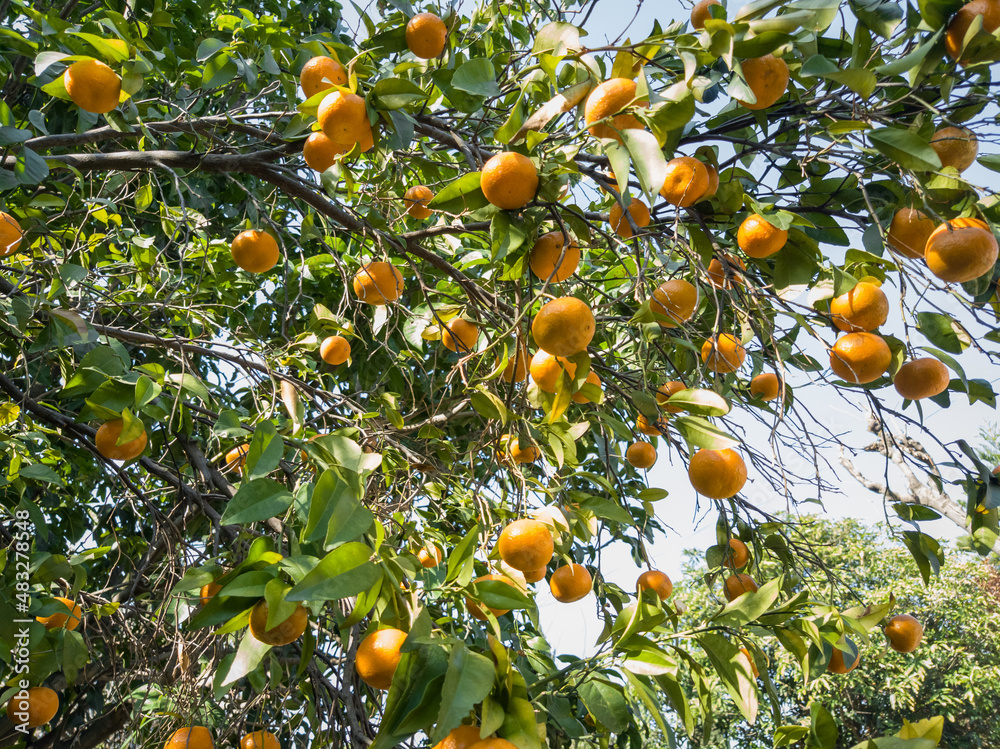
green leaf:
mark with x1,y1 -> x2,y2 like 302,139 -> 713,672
15,147 -> 48,185
620,129 -> 668,202
134,374 -> 161,410
202,52 -> 239,88
578,679 -> 628,733
371,78 -> 427,110
432,643 -> 496,741
472,578 -> 533,611
427,173 -> 487,214
800,55 -> 877,97
499,696 -> 542,749
452,59 -> 501,97
849,0 -> 903,37
673,416 -> 739,450
712,576 -> 783,626
220,479 -> 294,525
243,420 -> 284,480
667,388 -> 730,417
807,701 -> 840,749
68,34 -> 130,63
918,0 -> 964,29
531,22 -> 582,55
979,154 -> 1000,174
867,128 -> 942,172
221,630 -> 271,686
446,524 -> 480,583
699,633 -> 758,724
61,629 -> 89,684
915,312 -> 966,354
286,542 -> 380,601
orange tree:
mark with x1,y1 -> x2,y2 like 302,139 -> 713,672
0,0 -> 999,746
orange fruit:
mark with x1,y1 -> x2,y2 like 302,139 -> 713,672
689,448 -> 747,498
6,686 -> 59,728
723,573 -> 758,601
303,132 -> 347,172
248,601 -> 308,646
498,519 -> 555,572
636,413 -> 662,437
499,340 -> 529,383
893,358 -> 950,400
529,350 -> 577,392
735,55 -> 789,110
722,538 -> 750,569
827,637 -> 861,674
241,731 -> 280,749
691,0 -> 723,28
480,152 -> 538,210
830,281 -> 889,332
36,597 -> 82,630
469,740 -> 518,749
924,217 -> 999,283
884,614 -> 923,653
650,279 -> 698,328
706,254 -> 746,289
829,332 -> 892,384
356,627 -> 408,690
626,442 -> 657,469
702,163 -> 720,198
404,185 -> 435,219
749,372 -> 781,401
570,370 -> 601,404
319,335 -> 351,365
200,582 -> 223,607
466,574 -> 516,619
224,444 -> 248,473
95,419 -> 148,461
531,297 -> 595,357
432,725 -> 483,749
930,126 -> 978,172
887,208 -> 935,260
231,229 -> 280,274
701,334 -> 747,373
0,211 -> 23,257
584,78 -> 646,142
300,56 -> 347,98
549,563 -> 592,602
737,214 -> 788,258
656,380 -> 686,411
318,91 -> 371,147
164,727 -> 213,749
529,231 -> 580,282
417,544 -> 443,568
523,566 -> 547,583
609,199 -> 651,239
406,12 -> 448,58
945,0 -> 1000,61
442,318 -> 480,354
64,59 -> 121,114
637,570 -> 673,599
504,435 -> 541,464
353,262 -> 404,304
660,156 -> 709,207
739,647 -> 760,678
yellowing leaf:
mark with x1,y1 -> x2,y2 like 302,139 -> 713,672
512,80 -> 593,143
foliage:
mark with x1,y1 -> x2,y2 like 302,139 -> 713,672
0,0 -> 999,747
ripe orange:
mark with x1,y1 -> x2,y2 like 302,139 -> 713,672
318,91 -> 371,147
660,156 -> 709,207
749,372 -> 781,401
887,207 -> 935,259
480,152 -> 538,210
626,441 -> 657,469
499,340 -> 529,383
830,281 -> 889,332
689,448 -> 747,499
691,0 -> 723,28
248,601 -> 308,646
498,519 -> 555,572
467,574 -> 516,619
924,217 -> 998,283
404,185 -> 435,219
300,56 -> 347,98
231,229 -> 280,274
406,12 -> 448,58
656,380 -> 686,411
945,0 -> 1000,61
241,731 -> 280,749
319,335 -> 351,366
6,686 -> 59,728
531,297 -> 595,357
356,627 -> 407,690
584,78 -> 646,142
442,318 -> 480,354
164,727 -> 213,749
522,566 -> 546,583
353,262 -> 404,304
637,570 -> 673,599
417,544 -> 443,568
706,254 -> 746,290
702,163 -> 720,198
739,647 -> 760,678
200,582 -> 223,607
609,199 -> 651,239
95,419 -> 148,461
224,444 -> 248,473
636,413 -> 662,437
571,370 -> 601,404
650,279 -> 698,328
723,573 -> 758,601
827,637 -> 861,674
529,350 -> 576,392
884,614 -> 923,653
504,435 -> 541,464
530,231 -> 579,282
303,132 -> 346,172
829,332 -> 892,384
64,59 -> 121,114
432,725 -> 483,749
736,55 -> 789,110
36,596 -> 82,630
701,334 -> 747,373
469,739 -> 518,749
737,214 -> 788,258
893,358 -> 949,400
0,211 -> 23,257
549,564 -> 592,602
722,538 -> 750,569
930,126 -> 978,172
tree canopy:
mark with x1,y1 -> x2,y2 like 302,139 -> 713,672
1,0 -> 1000,747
